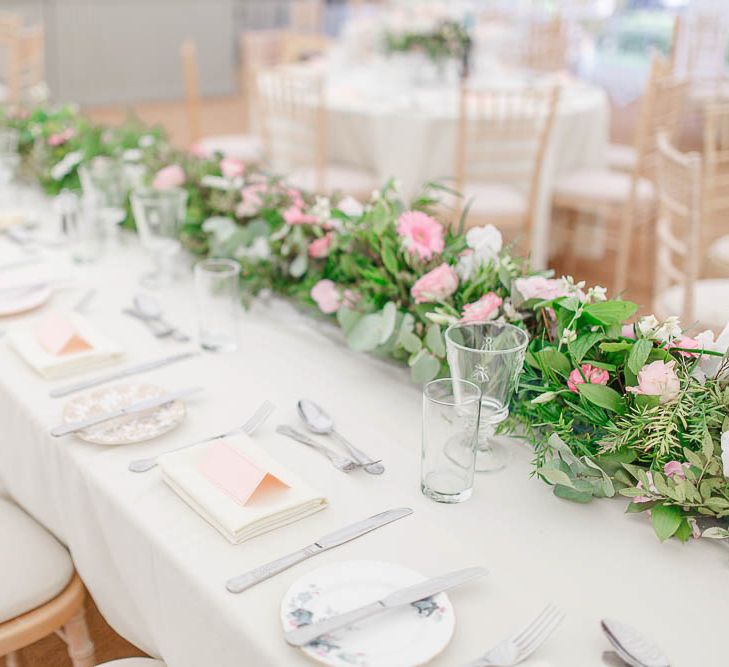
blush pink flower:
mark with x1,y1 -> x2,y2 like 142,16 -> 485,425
627,360 -> 681,404
48,128 -> 75,147
220,157 -> 245,179
634,471 -> 657,503
283,206 -> 319,225
308,232 -> 334,259
567,364 -> 610,393
461,292 -> 503,323
236,184 -> 266,218
310,279 -> 341,314
396,210 -> 445,261
621,324 -> 636,339
411,263 -> 459,304
514,276 -> 570,301
664,461 -> 689,480
189,142 -> 209,158
153,164 -> 185,190
670,334 -> 701,358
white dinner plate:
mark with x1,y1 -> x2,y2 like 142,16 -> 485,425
0,284 -> 51,316
280,560 -> 455,667
61,382 -> 186,445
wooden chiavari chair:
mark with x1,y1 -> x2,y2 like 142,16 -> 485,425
0,15 -> 46,106
451,84 -> 561,256
257,66 -> 376,197
653,132 -> 729,332
281,31 -> 330,64
553,55 -> 686,295
518,14 -> 568,73
180,39 -> 263,162
289,0 -> 324,34
0,498 -> 96,667
703,101 -> 729,275
96,661 -> 165,666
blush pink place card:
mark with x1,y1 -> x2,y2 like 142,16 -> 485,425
198,441 -> 289,506
36,312 -> 93,356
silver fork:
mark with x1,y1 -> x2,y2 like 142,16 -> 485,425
128,400 -> 275,473
464,603 -> 565,667
276,424 -> 363,473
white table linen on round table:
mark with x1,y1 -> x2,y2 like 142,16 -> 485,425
0,235 -> 727,667
310,60 -> 609,269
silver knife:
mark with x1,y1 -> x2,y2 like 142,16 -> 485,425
50,386 -> 203,437
226,507 -> 413,594
49,351 -> 199,398
285,566 -> 487,647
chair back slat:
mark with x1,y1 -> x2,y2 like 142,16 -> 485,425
180,40 -> 202,145
654,132 -> 703,324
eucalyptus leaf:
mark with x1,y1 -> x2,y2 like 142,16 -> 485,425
346,313 -> 384,352
379,302 -> 398,345
410,350 -> 441,383
425,323 -> 446,357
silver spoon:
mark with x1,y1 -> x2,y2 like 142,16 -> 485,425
133,293 -> 190,343
276,425 -> 363,473
297,399 -> 385,475
601,619 -> 670,667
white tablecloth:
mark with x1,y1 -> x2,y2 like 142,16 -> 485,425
311,59 -> 609,269
0,235 -> 727,666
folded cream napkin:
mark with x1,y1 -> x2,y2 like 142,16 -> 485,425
9,310 -> 124,379
160,435 -> 328,545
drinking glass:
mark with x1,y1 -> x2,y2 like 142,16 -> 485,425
194,258 -> 241,353
445,322 -> 529,473
55,191 -> 102,264
421,378 -> 482,504
0,128 -> 20,215
78,157 -> 127,244
131,187 -> 187,289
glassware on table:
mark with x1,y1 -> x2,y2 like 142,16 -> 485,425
0,128 -> 20,220
194,258 -> 241,353
421,378 -> 482,504
78,157 -> 128,245
55,191 -> 102,264
130,187 -> 187,289
445,321 -> 529,473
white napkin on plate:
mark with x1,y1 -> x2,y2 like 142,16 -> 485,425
9,311 -> 123,379
160,434 -> 328,545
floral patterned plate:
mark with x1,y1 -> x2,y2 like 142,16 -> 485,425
61,383 -> 186,445
280,560 -> 455,667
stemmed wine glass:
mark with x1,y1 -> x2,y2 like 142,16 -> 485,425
130,187 -> 188,289
445,321 -> 529,472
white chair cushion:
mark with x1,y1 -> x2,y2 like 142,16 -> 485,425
553,168 -> 655,206
655,279 -> 729,332
288,164 -> 377,196
96,660 -> 166,667
457,182 -> 528,221
708,234 -> 729,270
606,143 -> 637,173
0,498 -> 74,623
197,134 -> 263,163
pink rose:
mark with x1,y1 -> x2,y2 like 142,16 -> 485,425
621,324 -> 636,339
236,184 -> 266,218
411,264 -> 459,304
220,157 -> 245,179
189,142 -> 209,158
664,461 -> 689,480
308,232 -> 334,259
48,128 -> 75,147
311,279 -> 341,314
514,276 -> 570,301
153,164 -> 185,190
627,360 -> 680,404
397,210 -> 445,261
461,292 -> 503,323
670,334 -> 701,358
284,206 -> 319,225
567,364 -> 610,393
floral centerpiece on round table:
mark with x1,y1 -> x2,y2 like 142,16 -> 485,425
511,279 -> 729,543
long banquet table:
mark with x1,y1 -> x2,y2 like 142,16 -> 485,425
0,229 -> 728,667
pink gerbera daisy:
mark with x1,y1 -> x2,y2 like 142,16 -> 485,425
396,210 -> 445,261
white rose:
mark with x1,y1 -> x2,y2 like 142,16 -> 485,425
337,196 -> 363,218
466,224 -> 503,263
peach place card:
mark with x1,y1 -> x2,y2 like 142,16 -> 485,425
198,440 -> 289,506
36,312 -> 93,356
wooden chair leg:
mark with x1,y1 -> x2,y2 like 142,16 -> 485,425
58,607 -> 95,667
5,651 -> 24,667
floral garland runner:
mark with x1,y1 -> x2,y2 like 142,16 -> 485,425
4,105 -> 729,544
